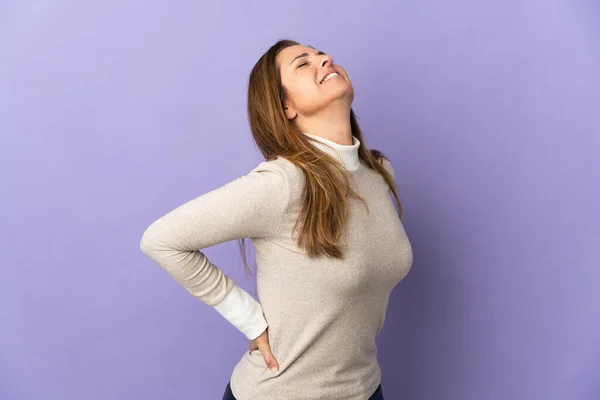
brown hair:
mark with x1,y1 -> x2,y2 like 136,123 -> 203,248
239,39 -> 403,276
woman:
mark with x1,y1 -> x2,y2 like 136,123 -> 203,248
140,39 -> 413,400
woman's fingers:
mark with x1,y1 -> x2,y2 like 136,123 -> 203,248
248,339 -> 259,352
254,328 -> 279,373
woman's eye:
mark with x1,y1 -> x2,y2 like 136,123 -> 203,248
297,62 -> 307,68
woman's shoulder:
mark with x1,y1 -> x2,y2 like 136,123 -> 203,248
370,149 -> 396,180
258,156 -> 304,184
255,156 -> 306,203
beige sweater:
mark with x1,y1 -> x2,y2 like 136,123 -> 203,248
140,133 -> 413,400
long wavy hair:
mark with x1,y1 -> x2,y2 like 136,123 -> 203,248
238,39 -> 403,276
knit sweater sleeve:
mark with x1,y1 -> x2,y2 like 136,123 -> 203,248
139,160 -> 289,340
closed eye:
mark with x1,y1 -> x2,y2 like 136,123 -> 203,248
290,48 -> 327,69
297,62 -> 308,68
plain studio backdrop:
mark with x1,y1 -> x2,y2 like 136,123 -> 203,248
1,1 -> 598,399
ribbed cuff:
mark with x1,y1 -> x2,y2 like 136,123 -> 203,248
212,285 -> 269,340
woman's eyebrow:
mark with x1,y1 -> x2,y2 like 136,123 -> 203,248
289,50 -> 326,67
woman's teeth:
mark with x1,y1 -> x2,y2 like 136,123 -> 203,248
321,72 -> 339,83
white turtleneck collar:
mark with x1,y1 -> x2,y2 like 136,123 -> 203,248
302,132 -> 361,171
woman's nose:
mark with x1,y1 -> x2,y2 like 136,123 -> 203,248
320,54 -> 332,67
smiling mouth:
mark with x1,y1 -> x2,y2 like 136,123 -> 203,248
320,72 -> 339,84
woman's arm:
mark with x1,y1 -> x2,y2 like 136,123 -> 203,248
139,160 -> 289,340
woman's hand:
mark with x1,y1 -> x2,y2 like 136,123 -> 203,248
249,327 -> 279,373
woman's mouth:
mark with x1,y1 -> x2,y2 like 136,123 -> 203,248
320,72 -> 339,84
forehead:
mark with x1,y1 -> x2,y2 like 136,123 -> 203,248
277,45 -> 318,66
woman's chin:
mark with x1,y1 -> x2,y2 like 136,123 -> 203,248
325,85 -> 354,104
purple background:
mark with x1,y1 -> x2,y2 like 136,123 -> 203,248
1,1 -> 599,399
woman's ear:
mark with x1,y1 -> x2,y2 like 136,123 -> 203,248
284,106 -> 297,120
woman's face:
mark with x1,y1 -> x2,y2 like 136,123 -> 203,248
276,44 -> 354,120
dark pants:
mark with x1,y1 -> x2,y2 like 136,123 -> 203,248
221,381 -> 384,400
